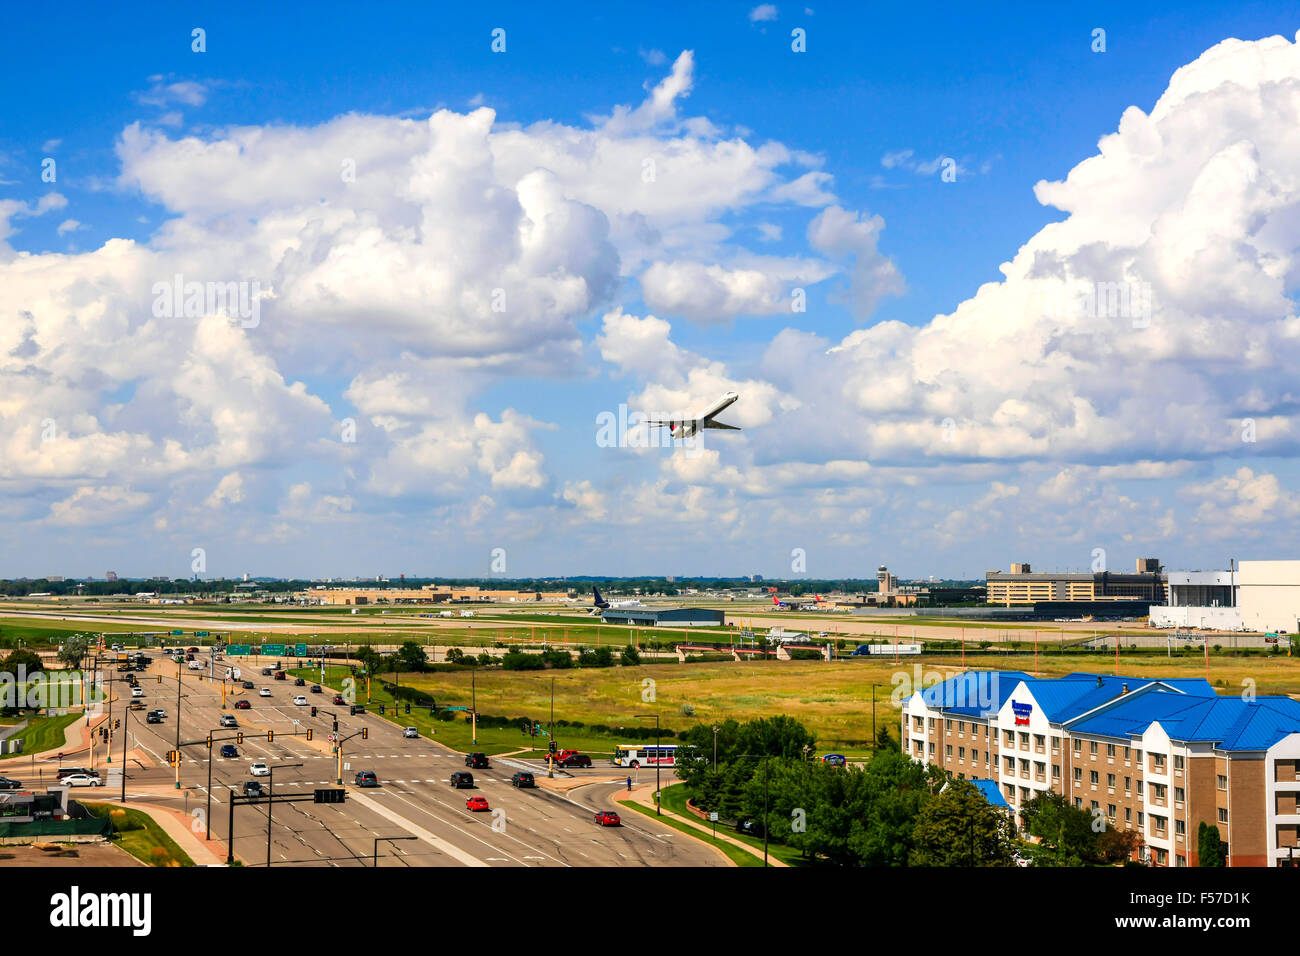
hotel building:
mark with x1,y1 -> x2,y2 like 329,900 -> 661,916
903,670 -> 1300,866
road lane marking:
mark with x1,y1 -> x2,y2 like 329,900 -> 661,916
345,790 -> 487,867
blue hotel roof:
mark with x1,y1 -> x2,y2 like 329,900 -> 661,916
915,670 -> 1300,752
969,778 -> 1009,808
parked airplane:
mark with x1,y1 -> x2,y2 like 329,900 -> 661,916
646,391 -> 741,439
772,595 -> 790,609
586,586 -> 644,614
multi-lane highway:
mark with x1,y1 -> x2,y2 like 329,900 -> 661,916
87,654 -> 723,867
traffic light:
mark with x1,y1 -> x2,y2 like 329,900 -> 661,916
114,719 -> 121,730
349,705 -> 356,716
236,732 -> 243,744
310,706 -> 317,717
313,788 -> 345,804
267,730 -> 274,743
379,704 -> 385,715
206,735 -> 212,749
332,719 -> 339,732
305,729 -> 313,741
361,727 -> 368,740
404,702 -> 410,714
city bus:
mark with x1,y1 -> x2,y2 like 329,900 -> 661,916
611,744 -> 679,768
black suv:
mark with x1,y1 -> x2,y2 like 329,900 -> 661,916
243,781 -> 264,798
511,771 -> 535,789
450,771 -> 474,789
465,752 -> 490,769
294,677 -> 306,686
354,771 -> 379,788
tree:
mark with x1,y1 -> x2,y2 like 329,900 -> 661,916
395,640 -> 428,673
848,747 -> 932,866
735,715 -> 816,760
0,648 -> 43,677
620,645 -> 641,666
874,724 -> 898,752
355,644 -> 383,678
1198,821 -> 1228,867
57,633 -> 90,670
910,779 -> 1017,867
1020,791 -> 1103,866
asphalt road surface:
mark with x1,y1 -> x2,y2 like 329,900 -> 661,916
66,654 -> 722,868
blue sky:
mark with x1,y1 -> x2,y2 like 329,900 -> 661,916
2,3 -> 1300,580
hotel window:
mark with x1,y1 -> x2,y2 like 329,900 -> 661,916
1217,775 -> 1227,790
1174,787 -> 1185,804
959,721 -> 966,733
1153,816 -> 1167,835
1051,735 -> 1060,752
958,747 -> 966,759
1124,776 -> 1132,793
1075,797 -> 1084,808
1125,807 -> 1132,822
1152,783 -> 1166,802
1052,764 -> 1060,779
1089,741 -> 1098,755
913,716 -> 923,730
1020,759 -> 1030,776
1091,800 -> 1100,811
1176,855 -> 1186,867
1107,803 -> 1116,820
945,719 -> 952,732
1218,808 -> 1229,823
1089,770 -> 1099,785
946,745 -> 953,758
928,742 -> 935,755
1020,787 -> 1030,802
1152,754 -> 1166,772
1073,739 -> 1082,754
972,749 -> 978,762
1138,811 -> 1144,826
1005,757 -> 1015,773
1107,773 -> 1116,789
929,718 -> 936,731
1175,819 -> 1185,835
1074,767 -> 1083,782
1156,849 -> 1168,866
1174,755 -> 1184,771
1135,749 -> 1143,762
1124,747 -> 1131,761
1137,780 -> 1144,797
1005,730 -> 1014,747
1107,744 -> 1116,758
1019,732 -> 1030,749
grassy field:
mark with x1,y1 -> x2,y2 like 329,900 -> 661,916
82,803 -> 194,866
0,713 -> 80,759
291,649 -> 1300,760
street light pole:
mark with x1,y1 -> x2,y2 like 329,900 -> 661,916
636,713 -> 661,815
175,658 -> 183,789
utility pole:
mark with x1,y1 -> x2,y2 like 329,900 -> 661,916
175,657 -> 183,789
637,713 -> 662,815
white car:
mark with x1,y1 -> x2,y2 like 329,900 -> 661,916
131,686 -> 144,698
403,727 -> 419,738
62,773 -> 103,787
259,687 -> 272,697
249,762 -> 270,777
292,695 -> 307,706
187,660 -> 203,670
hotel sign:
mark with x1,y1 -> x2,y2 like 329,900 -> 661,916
1012,702 -> 1033,726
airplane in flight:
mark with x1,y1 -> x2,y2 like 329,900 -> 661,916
645,391 -> 741,440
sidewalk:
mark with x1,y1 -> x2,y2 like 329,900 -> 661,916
614,783 -> 790,867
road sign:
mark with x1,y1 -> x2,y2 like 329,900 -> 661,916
196,631 -> 209,637
327,734 -> 336,743
171,630 -> 183,636
294,643 -> 308,657
263,643 -> 285,656
709,811 -> 718,821
227,645 -> 250,656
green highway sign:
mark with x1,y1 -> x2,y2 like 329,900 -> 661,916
263,643 -> 285,656
227,645 -> 250,656
171,630 -> 184,636
195,631 -> 209,637
295,644 -> 308,657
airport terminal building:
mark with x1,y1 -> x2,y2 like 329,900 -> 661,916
904,670 -> 1300,866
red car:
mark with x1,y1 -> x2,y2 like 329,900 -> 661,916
234,700 -> 251,709
332,695 -> 346,705
594,810 -> 621,827
465,796 -> 490,812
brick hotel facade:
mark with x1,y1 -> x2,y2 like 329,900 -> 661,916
902,671 -> 1300,866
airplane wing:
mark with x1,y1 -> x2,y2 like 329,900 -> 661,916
703,420 -> 741,430
645,419 -> 697,429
